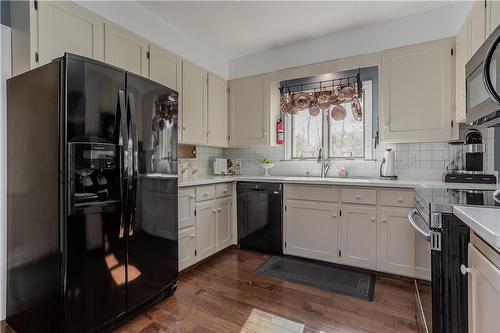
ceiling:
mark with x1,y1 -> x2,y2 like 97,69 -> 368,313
139,1 -> 463,60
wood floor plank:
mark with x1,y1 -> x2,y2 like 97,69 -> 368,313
2,248 -> 419,333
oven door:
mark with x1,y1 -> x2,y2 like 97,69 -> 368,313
466,25 -> 500,126
409,208 -> 433,333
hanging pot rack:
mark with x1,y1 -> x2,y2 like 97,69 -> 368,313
279,71 -> 363,99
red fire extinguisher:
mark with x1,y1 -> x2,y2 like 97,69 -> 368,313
276,115 -> 284,145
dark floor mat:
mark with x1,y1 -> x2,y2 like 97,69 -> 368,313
256,256 -> 375,301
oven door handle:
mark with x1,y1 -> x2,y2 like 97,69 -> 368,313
408,209 -> 431,242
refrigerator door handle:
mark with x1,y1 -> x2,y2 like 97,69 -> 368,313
127,92 -> 139,236
118,89 -> 127,239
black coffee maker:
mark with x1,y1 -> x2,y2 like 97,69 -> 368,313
464,129 -> 484,172
443,129 -> 497,184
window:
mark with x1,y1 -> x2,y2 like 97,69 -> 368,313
285,80 -> 373,160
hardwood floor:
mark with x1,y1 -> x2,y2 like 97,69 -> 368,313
3,248 -> 419,333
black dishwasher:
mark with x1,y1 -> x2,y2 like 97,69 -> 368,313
237,182 -> 283,254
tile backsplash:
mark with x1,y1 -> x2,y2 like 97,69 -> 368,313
179,127 -> 495,180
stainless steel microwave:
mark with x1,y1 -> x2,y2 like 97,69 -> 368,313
466,24 -> 500,127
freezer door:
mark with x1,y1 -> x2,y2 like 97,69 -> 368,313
126,73 -> 178,311
66,54 -> 125,144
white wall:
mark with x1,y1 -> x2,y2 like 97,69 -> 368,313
229,2 -> 473,79
75,0 -> 229,79
0,24 -> 11,321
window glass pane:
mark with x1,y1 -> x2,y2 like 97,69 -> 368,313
292,110 -> 323,159
329,99 -> 364,158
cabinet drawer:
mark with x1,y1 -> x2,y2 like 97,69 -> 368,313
285,184 -> 338,202
216,183 -> 232,198
379,189 -> 414,208
341,188 -> 377,205
195,185 -> 215,202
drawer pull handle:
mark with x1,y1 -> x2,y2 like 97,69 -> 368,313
460,264 -> 471,275
212,209 -> 217,213
398,197 -> 403,202
223,189 -> 228,193
381,218 -> 387,223
332,214 -> 337,218
218,207 -> 222,212
190,234 -> 195,238
370,217 -> 376,222
203,193 -> 209,196
356,194 -> 361,199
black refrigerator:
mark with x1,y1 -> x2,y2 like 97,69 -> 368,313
6,53 -> 178,333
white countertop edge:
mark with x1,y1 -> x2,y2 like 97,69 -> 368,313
178,175 -> 499,190
453,206 -> 500,250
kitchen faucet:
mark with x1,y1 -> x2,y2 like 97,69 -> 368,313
317,148 -> 331,178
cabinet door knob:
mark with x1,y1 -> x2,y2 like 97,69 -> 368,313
332,214 -> 337,218
356,194 -> 361,200
190,234 -> 195,238
223,189 -> 228,193
370,217 -> 376,222
381,218 -> 387,223
182,126 -> 186,130
397,197 -> 403,202
218,207 -> 222,212
212,209 -> 217,213
263,131 -> 268,136
460,264 -> 471,275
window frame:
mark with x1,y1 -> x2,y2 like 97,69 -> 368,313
285,80 -> 373,161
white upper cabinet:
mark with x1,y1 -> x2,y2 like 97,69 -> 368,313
229,74 -> 279,147
469,1 -> 487,58
11,0 -> 104,75
181,62 -> 208,145
208,73 -> 229,147
380,38 -> 455,143
104,23 -> 149,77
149,44 -> 181,91
340,204 -> 377,270
487,0 -> 500,34
37,2 -> 104,66
456,22 -> 468,124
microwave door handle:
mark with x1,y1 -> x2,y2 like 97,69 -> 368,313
408,209 -> 431,242
483,32 -> 500,105
118,89 -> 127,239
127,92 -> 139,236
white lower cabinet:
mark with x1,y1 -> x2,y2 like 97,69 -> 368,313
377,207 -> 416,277
284,200 -> 339,263
178,183 -> 234,271
216,198 -> 233,251
178,227 -> 196,271
283,184 -> 426,278
467,242 -> 500,333
194,201 -> 217,261
340,204 -> 377,270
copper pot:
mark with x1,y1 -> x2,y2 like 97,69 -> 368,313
331,103 -> 346,121
317,91 -> 332,110
351,97 -> 362,121
294,92 -> 310,110
280,95 -> 288,114
341,85 -> 355,99
309,104 -> 321,116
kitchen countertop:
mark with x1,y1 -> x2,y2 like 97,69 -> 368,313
453,206 -> 500,250
178,175 -> 499,190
